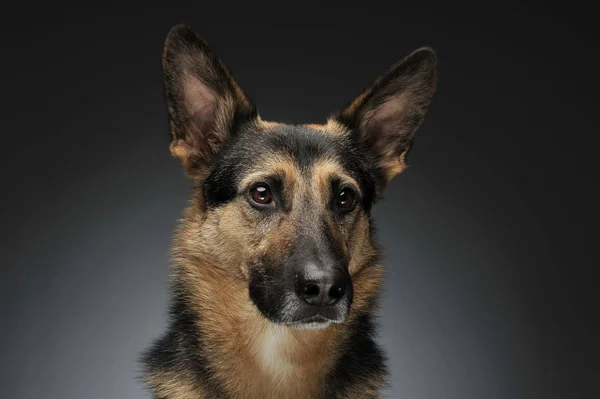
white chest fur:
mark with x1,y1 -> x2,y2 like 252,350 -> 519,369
256,325 -> 295,381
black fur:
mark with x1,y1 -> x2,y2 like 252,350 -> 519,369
323,312 -> 388,398
141,289 -> 230,398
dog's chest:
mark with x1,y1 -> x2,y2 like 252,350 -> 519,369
256,326 -> 295,379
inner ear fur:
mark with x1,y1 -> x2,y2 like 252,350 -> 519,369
335,47 -> 438,194
162,24 -> 257,178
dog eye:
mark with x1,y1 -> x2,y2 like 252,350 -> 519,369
336,188 -> 356,211
250,184 -> 272,205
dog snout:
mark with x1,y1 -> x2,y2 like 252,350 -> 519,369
295,262 -> 349,306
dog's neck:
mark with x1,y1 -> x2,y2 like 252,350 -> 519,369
173,260 -> 346,398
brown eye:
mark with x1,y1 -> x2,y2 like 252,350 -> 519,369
250,184 -> 272,205
337,188 -> 356,210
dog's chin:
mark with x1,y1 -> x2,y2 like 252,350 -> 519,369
272,308 -> 348,330
285,315 -> 342,330
253,304 -> 348,329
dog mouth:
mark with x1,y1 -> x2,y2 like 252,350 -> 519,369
284,314 -> 341,329
252,294 -> 350,329
281,306 -> 350,329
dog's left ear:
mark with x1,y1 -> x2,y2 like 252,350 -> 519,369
334,48 -> 438,195
162,24 -> 257,178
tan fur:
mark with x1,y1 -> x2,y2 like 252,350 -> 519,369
302,119 -> 408,197
339,382 -> 383,399
147,371 -> 208,398
313,158 -> 362,198
303,119 -> 348,136
255,115 -> 284,130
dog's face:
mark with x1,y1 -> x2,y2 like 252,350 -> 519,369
201,122 -> 378,328
162,25 -> 437,329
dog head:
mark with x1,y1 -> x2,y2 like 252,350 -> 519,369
162,25 -> 437,329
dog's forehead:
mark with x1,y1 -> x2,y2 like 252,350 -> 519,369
227,122 -> 350,172
204,120 -> 375,208
251,123 -> 342,161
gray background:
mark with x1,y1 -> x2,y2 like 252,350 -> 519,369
2,2 -> 598,398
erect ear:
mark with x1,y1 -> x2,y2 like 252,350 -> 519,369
162,24 -> 257,178
334,47 -> 437,195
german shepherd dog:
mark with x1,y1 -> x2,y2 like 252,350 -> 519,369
141,24 -> 437,399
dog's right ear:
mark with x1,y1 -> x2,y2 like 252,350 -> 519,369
162,24 -> 257,178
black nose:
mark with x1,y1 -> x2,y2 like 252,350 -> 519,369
295,263 -> 348,306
